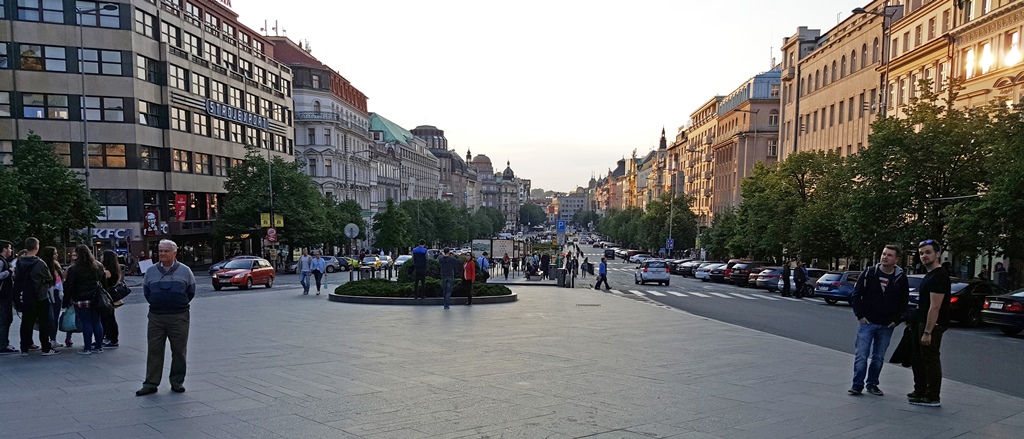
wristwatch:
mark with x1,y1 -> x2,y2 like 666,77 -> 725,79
923,331 -> 931,335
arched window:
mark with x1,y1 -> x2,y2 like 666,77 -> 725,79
873,38 -> 880,63
814,71 -> 820,90
823,66 -> 829,86
861,44 -> 868,69
851,50 -> 858,73
841,56 -> 847,77
831,60 -> 838,82
806,75 -> 812,94
313,100 -> 321,113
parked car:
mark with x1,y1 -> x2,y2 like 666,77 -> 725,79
629,254 -> 653,263
729,262 -> 767,287
208,255 -> 258,275
212,257 -> 275,290
694,262 -> 724,281
679,260 -> 706,277
755,267 -> 784,291
814,271 -> 862,304
777,268 -> 828,295
709,264 -> 730,283
635,259 -> 671,286
604,248 -> 616,260
394,255 -> 412,268
668,259 -> 692,275
361,256 -> 383,269
722,259 -> 750,284
982,288 -> 1024,336
909,279 -> 1007,327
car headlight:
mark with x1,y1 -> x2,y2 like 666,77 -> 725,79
212,275 -> 217,280
233,273 -> 246,278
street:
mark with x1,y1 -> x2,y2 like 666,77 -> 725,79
577,247 -> 1024,399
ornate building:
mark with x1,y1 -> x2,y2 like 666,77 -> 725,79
369,113 -> 440,202
412,125 -> 477,208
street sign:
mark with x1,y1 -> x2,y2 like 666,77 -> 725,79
556,220 -> 566,233
260,213 -> 284,227
266,227 -> 278,243
666,238 -> 674,250
344,223 -> 359,239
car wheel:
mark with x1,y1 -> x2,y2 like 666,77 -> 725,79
266,277 -> 274,288
999,326 -> 1023,336
824,298 -> 838,305
243,277 -> 253,290
964,308 -> 983,328
213,284 -> 223,291
664,282 -> 670,287
634,278 -> 639,284
327,266 -> 335,273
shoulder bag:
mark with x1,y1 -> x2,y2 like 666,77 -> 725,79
108,280 -> 131,302
93,284 -> 115,315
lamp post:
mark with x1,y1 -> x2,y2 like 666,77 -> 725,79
852,6 -> 900,118
76,3 -> 118,246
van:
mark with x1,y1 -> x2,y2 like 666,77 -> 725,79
604,248 -> 616,260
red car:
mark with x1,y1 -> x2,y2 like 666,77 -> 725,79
212,257 -> 275,290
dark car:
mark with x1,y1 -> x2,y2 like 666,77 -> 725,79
208,255 -> 258,275
909,279 -> 1007,327
982,288 -> 1024,336
722,259 -> 750,284
679,260 -> 705,277
212,257 -> 275,290
668,259 -> 692,275
814,271 -> 861,304
729,262 -> 766,287
604,248 -> 616,260
755,267 -> 784,291
709,264 -> 729,283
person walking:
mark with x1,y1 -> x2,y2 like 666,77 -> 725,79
540,253 -> 551,279
438,248 -> 460,310
309,251 -> 326,295
848,245 -> 909,397
580,257 -> 589,279
594,257 -> 610,290
502,253 -> 510,280
908,239 -> 951,407
62,244 -> 107,355
39,246 -> 64,349
137,239 -> 195,396
978,264 -> 989,281
463,252 -> 476,306
781,262 -> 793,297
15,237 -> 57,356
412,241 -> 428,299
100,250 -> 122,348
0,240 -> 18,354
298,249 -> 312,295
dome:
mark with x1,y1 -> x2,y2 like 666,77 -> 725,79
472,154 -> 492,165
502,160 -> 515,179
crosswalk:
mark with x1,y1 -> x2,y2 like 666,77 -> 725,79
611,289 -> 826,304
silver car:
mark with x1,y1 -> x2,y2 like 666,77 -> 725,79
635,260 -> 671,286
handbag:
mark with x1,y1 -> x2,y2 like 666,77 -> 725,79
93,285 -> 115,315
108,280 -> 131,301
59,307 -> 81,333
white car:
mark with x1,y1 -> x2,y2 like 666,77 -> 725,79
634,260 -> 671,286
695,263 -> 724,281
629,254 -> 652,263
393,255 -> 412,267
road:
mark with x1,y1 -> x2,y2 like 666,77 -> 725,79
580,247 -> 1024,399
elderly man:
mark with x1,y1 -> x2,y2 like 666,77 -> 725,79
137,239 -> 196,396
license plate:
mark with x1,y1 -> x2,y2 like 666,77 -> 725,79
990,302 -> 1004,310
816,286 -> 827,291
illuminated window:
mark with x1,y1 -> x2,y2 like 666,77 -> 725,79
1006,32 -> 1021,67
88,144 -> 126,168
965,49 -> 975,79
22,93 -> 68,119
980,42 -> 994,74
172,150 -> 191,173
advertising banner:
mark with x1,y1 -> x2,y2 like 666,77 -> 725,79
174,194 -> 188,221
491,239 -> 515,260
471,239 -> 491,256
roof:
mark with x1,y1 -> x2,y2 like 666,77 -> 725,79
369,113 -> 417,146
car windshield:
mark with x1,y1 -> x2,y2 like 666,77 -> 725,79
224,260 -> 253,269
397,256 -> 411,261
362,257 -> 377,263
733,263 -> 750,269
818,273 -> 842,282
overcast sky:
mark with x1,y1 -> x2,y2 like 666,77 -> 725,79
231,0 -> 861,192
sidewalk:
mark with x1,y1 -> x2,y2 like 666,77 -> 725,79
1,284 -> 1021,438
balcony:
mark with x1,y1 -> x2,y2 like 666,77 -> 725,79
783,66 -> 796,81
704,171 -> 713,180
687,176 -> 696,184
686,145 -> 697,152
687,160 -> 696,168
295,111 -> 341,122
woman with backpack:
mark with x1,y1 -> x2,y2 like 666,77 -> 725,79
62,245 -> 105,355
100,250 -> 122,348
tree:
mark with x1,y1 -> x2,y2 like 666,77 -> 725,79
323,198 -> 366,252
639,194 -> 698,252
572,210 -> 600,229
530,188 -> 546,198
701,209 -> 738,261
372,198 -> 412,252
11,133 -> 100,245
0,165 -> 28,241
518,203 -> 545,228
218,146 -> 327,246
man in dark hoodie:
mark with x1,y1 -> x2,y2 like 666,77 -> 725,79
137,239 -> 195,396
15,237 -> 57,356
848,244 -> 909,397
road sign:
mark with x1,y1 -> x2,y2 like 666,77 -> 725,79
344,223 -> 359,239
260,213 -> 284,227
666,238 -> 674,250
266,227 -> 278,243
557,220 -> 566,233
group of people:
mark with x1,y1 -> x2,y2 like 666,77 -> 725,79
780,260 -> 809,297
295,249 -> 330,295
1,237 -> 197,397
411,241 -> 487,309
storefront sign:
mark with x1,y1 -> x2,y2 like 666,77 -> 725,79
92,228 -> 132,240
143,210 -> 163,236
175,194 -> 188,222
205,99 -> 269,130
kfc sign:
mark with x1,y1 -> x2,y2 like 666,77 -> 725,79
143,210 -> 168,236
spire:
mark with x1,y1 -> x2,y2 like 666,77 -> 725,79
659,126 -> 667,150
466,149 -> 472,161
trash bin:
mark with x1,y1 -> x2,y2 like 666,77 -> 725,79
359,267 -> 372,280
556,268 -> 567,287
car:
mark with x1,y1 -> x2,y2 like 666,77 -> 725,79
629,254 -> 653,263
668,259 -> 692,275
813,271 -> 861,304
379,255 -> 394,267
212,257 -> 275,290
909,278 -> 1007,327
777,268 -> 828,295
634,259 -> 671,286
393,255 -> 412,267
427,249 -> 442,259
722,259 -> 750,284
729,262 -> 767,287
982,288 -> 1024,335
709,264 -> 730,283
694,262 -> 724,281
604,248 -> 616,260
208,255 -> 258,275
679,260 -> 707,277
592,242 -> 603,248
361,256 -> 383,269
287,255 -> 346,273
755,267 -> 784,291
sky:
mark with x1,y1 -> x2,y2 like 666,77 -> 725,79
229,0 -> 863,192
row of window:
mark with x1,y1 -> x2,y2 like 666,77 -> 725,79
795,89 -> 877,137
963,30 -> 1021,79
3,42 -> 125,75
168,105 -> 292,154
158,60 -> 290,124
9,0 -> 121,27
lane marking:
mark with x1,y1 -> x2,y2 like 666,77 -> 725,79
629,290 -> 646,297
689,292 -> 711,297
780,296 -> 804,302
609,289 -> 622,294
667,291 -> 687,297
751,293 -> 780,301
646,291 -> 666,296
710,292 -> 733,299
731,293 -> 756,300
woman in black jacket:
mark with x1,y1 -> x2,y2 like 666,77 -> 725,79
100,250 -> 122,348
62,245 -> 105,355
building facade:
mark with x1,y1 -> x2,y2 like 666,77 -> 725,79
368,113 -> 439,202
1,0 -> 294,263
411,125 -> 477,209
682,97 -> 722,227
952,0 -> 1024,108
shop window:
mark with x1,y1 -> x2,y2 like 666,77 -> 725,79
88,143 -> 126,168
82,96 -> 124,122
23,93 -> 68,119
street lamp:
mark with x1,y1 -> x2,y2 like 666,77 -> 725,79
76,3 -> 118,246
852,6 -> 900,118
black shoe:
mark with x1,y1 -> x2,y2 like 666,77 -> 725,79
908,396 -> 940,407
848,387 -> 862,395
907,391 -> 920,399
136,387 -> 157,396
171,385 -> 185,393
866,385 -> 884,396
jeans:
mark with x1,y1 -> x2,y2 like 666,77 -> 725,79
20,300 -> 52,352
911,323 -> 945,400
77,306 -> 104,351
312,270 -> 323,292
852,322 -> 894,390
300,271 -> 311,293
413,272 -> 427,298
49,301 -> 61,342
594,274 -> 610,289
441,277 -> 454,308
144,311 -> 190,389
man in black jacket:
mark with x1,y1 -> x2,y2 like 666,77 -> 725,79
14,237 -> 57,356
848,244 -> 909,396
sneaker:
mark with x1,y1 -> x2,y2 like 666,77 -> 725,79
102,341 -> 118,348
77,349 -> 91,355
20,351 -> 29,357
866,385 -> 884,396
908,397 -> 941,407
444,306 -> 450,310
0,346 -> 18,354
91,348 -> 103,354
64,340 -> 73,347
41,349 -> 60,356
29,344 -> 40,351
847,388 -> 863,396
907,391 -> 920,399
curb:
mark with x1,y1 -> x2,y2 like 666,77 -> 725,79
327,292 -> 518,306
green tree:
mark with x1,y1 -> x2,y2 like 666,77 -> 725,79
701,209 -> 738,261
0,165 -> 28,240
640,194 -> 698,252
323,198 -> 366,252
572,209 -> 600,228
11,133 -> 100,245
518,203 -> 546,228
372,198 -> 412,252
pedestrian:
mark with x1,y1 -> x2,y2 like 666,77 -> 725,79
907,239 -> 950,407
978,264 -> 989,281
62,245 -> 106,355
794,261 -> 807,297
438,248 -> 460,310
781,262 -> 792,297
137,239 -> 195,396
412,240 -> 428,299
502,253 -> 510,280
581,257 -> 589,278
0,240 -> 18,354
298,248 -> 312,295
100,250 -> 122,348
39,246 -> 64,349
594,257 -> 610,290
994,262 -> 1008,289
310,251 -> 326,295
463,252 -> 476,306
541,253 -> 551,279
477,252 -> 490,283
848,245 -> 909,397
14,237 -> 58,356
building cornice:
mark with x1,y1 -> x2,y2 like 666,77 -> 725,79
954,2 -> 1024,46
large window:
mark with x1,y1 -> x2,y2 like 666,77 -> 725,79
140,146 -> 163,170
75,1 -> 120,28
210,80 -> 225,103
245,127 -> 257,146
229,87 -> 242,107
135,9 -> 156,38
211,118 -> 226,139
95,189 -> 128,221
51,142 -> 70,166
182,32 -> 201,57
18,0 -> 64,23
229,122 -> 242,143
136,55 -> 162,84
191,112 -> 208,136
203,41 -> 220,65
191,72 -> 207,97
170,107 -> 188,131
768,112 -> 779,126
23,93 -> 68,119
223,51 -> 236,71
79,48 -> 121,75
168,64 -> 187,90
88,143 -> 127,168
238,58 -> 252,78
214,156 -> 230,176
245,94 -> 257,113
0,43 -> 7,69
82,96 -> 124,121
139,101 -> 162,127
160,21 -> 180,47
172,150 -> 191,173
20,45 -> 65,72
0,92 -> 10,117
194,152 -> 211,175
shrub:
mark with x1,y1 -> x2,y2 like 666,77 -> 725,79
398,256 -> 488,283
333,278 -> 512,297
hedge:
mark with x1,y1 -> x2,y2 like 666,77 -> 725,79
397,257 -> 489,283
334,278 -> 512,298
